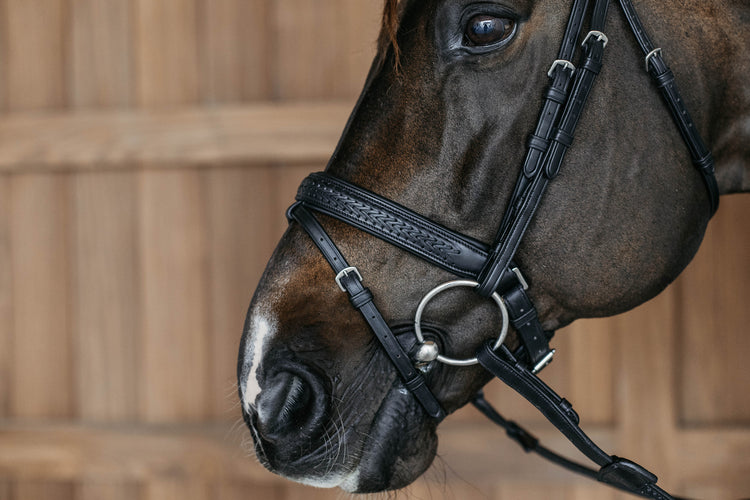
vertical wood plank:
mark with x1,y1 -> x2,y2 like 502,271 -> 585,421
564,317 -> 615,425
199,0 -> 272,103
274,0 -> 380,99
0,2 -> 7,112
205,166 -> 275,420
139,169 -> 209,422
143,478 -> 208,500
12,480 -> 75,500
134,0 -> 199,107
213,481 -> 284,500
4,0 -> 68,111
77,481 -> 142,500
614,288 -> 678,489
0,176 -> 10,416
73,172 -> 139,421
677,195 -> 750,424
9,174 -> 73,418
70,0 -> 133,107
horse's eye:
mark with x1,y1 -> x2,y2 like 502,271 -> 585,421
464,15 -> 515,46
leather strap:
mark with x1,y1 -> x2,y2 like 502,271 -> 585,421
295,174 -> 555,369
281,1 -> 719,497
510,0 -> 587,201
288,203 -> 446,421
618,0 -> 719,215
296,172 -> 490,278
476,0 -> 610,298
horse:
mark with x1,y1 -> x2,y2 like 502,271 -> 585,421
238,0 -> 749,495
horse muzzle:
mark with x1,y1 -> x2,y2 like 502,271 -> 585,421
243,360 -> 333,475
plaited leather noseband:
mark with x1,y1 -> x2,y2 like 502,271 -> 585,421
284,1 -> 719,498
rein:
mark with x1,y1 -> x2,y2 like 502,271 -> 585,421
285,0 -> 719,498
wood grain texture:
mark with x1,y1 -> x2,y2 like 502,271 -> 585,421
273,0 -> 380,99
70,0 -> 133,107
77,481 -> 143,500
143,478 -> 209,500
0,423 -> 271,483
4,0 -> 68,111
199,0 -> 272,102
10,480 -> 75,500
677,195 -> 750,424
72,172 -> 139,421
205,166 -> 276,419
0,176 -> 9,416
9,174 -> 73,418
0,103 -> 351,172
614,287 -> 679,490
139,169 -> 209,422
212,481 -> 284,500
134,0 -> 199,107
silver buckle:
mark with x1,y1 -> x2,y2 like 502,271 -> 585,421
532,349 -> 556,374
644,47 -> 662,72
582,30 -> 608,48
511,267 -> 529,291
334,266 -> 362,292
547,59 -> 576,78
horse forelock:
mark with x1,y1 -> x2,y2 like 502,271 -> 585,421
379,0 -> 401,70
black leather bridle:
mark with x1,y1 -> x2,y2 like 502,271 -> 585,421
284,0 -> 720,499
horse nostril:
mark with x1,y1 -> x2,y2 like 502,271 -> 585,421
256,366 -> 329,444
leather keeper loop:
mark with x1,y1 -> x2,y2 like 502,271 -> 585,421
581,57 -> 602,74
404,374 -> 426,392
528,134 -> 550,153
695,152 -> 715,174
654,68 -> 675,88
545,85 -> 568,104
554,128 -> 575,148
349,288 -> 373,310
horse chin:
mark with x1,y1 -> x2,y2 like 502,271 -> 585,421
343,382 -> 438,493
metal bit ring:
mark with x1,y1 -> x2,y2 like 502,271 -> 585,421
413,280 -> 509,367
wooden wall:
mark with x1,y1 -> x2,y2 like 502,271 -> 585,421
0,2 -> 747,499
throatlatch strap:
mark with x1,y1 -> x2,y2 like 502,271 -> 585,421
618,0 -> 719,215
288,203 -> 446,421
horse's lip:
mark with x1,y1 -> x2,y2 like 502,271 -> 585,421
345,377 -> 437,493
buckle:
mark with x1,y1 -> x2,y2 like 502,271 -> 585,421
334,266 -> 362,291
582,30 -> 608,48
547,59 -> 576,78
532,349 -> 556,374
644,47 -> 662,72
511,267 -> 529,291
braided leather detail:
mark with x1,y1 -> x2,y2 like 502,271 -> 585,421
296,173 -> 490,278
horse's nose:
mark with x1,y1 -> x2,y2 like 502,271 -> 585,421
255,363 -> 330,445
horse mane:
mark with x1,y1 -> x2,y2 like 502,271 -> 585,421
379,0 -> 401,71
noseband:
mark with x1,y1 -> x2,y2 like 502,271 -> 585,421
285,0 -> 719,498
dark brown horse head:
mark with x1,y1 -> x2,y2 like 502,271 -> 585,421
238,0 -> 749,492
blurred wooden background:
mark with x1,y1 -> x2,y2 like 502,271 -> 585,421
0,1 -> 747,499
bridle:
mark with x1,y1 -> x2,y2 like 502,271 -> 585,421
284,0 -> 720,499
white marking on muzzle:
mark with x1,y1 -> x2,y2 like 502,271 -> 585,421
241,312 -> 276,413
